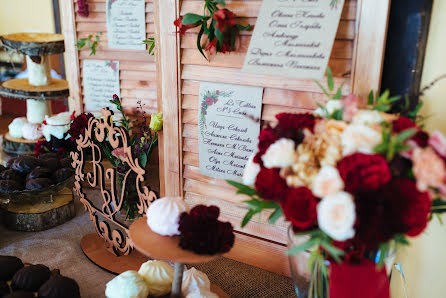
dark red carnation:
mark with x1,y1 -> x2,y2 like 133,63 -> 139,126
338,153 -> 391,193
68,113 -> 94,142
281,187 -> 317,230
392,116 -> 428,147
257,127 -> 278,155
255,168 -> 288,202
275,113 -> 316,133
213,9 -> 237,31
178,205 -> 235,255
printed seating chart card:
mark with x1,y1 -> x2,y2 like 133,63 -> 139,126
82,60 -> 121,112
242,0 -> 345,79
198,82 -> 263,182
106,0 -> 146,50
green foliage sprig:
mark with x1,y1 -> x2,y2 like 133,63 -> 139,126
76,32 -> 102,56
142,37 -> 155,56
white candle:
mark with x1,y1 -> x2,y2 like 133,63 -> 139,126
26,99 -> 51,124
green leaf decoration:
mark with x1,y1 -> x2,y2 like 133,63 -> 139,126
326,68 -> 334,91
139,152 -> 148,168
197,25 -> 207,60
395,128 -> 417,143
320,240 -> 344,263
214,27 -> 223,45
314,80 -> 330,98
241,209 -> 258,227
368,90 -> 375,105
333,81 -> 345,100
287,237 -> 318,255
268,207 -> 283,224
182,13 -> 205,25
226,180 -> 259,197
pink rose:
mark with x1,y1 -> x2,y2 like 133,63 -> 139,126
412,147 -> 446,192
205,97 -> 214,106
111,147 -> 128,161
429,131 -> 446,158
341,94 -> 359,122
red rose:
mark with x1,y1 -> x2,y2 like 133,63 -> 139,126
392,116 -> 428,147
213,9 -> 237,31
281,187 -> 317,230
173,18 -> 196,36
68,113 -> 94,142
205,38 -> 218,55
338,153 -> 391,193
275,113 -> 316,133
255,168 -> 288,202
257,127 -> 278,155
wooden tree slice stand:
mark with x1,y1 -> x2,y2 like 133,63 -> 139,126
0,187 -> 75,232
3,133 -> 44,156
0,78 -> 70,100
0,33 -> 65,56
129,217 -> 230,298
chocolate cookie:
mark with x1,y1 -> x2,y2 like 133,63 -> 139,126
0,170 -> 23,181
12,156 -> 41,174
4,291 -> 35,298
52,168 -> 74,183
0,255 -> 24,281
11,264 -> 51,291
0,280 -> 9,296
37,153 -> 58,160
26,167 -> 52,180
38,274 -> 80,298
25,178 -> 53,190
0,180 -> 24,193
60,157 -> 73,169
44,158 -> 60,172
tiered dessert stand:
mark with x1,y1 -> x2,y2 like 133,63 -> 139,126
0,33 -> 74,231
129,218 -> 229,298
0,33 -> 70,155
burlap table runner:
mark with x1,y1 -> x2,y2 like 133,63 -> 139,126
0,199 -> 296,298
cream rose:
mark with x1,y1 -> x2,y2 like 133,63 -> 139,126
351,110 -> 383,126
317,192 -> 356,241
242,153 -> 261,186
262,138 -> 295,168
314,100 -> 342,118
412,147 -> 446,192
312,166 -> 344,198
341,124 -> 382,156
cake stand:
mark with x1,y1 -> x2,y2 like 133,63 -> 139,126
0,33 -> 70,155
129,218 -> 230,298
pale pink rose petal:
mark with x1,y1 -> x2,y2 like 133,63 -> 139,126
429,131 -> 446,158
111,147 -> 127,161
341,94 -> 359,122
412,147 -> 446,192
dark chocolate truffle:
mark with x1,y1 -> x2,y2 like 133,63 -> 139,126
0,170 -> 24,181
0,180 -> 24,193
0,255 -> 24,281
52,168 -> 74,183
37,153 -> 58,160
0,164 -> 6,173
26,167 -> 52,180
6,157 -> 18,169
59,158 -> 73,169
11,156 -> 41,174
25,178 -> 53,190
11,264 -> 51,291
0,280 -> 10,296
4,291 -> 35,298
43,159 -> 60,172
38,274 -> 80,298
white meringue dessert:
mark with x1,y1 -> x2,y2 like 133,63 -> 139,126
105,270 -> 149,298
146,197 -> 188,236
42,112 -> 72,141
186,289 -> 219,298
21,123 -> 43,140
138,260 -> 174,297
8,117 -> 27,138
182,268 -> 211,296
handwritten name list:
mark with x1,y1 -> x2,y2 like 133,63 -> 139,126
198,82 -> 263,181
242,0 -> 345,79
106,0 -> 146,50
82,60 -> 121,112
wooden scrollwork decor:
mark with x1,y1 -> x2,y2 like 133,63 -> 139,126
71,108 -> 158,256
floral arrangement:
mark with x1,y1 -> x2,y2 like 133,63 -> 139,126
174,0 -> 251,59
76,0 -> 89,17
228,69 -> 446,297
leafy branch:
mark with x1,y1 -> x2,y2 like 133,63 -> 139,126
76,32 -> 102,56
374,122 -> 416,160
367,90 -> 401,112
142,37 -> 155,56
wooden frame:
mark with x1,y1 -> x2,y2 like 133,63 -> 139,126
155,0 -> 391,276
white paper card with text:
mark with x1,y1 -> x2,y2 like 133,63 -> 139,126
106,0 -> 146,50
198,82 -> 263,182
82,60 -> 121,112
242,0 -> 345,79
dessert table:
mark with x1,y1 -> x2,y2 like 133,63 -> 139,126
0,197 -> 296,298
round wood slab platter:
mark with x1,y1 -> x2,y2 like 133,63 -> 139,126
0,78 -> 69,100
3,133 -> 42,155
0,188 -> 75,232
0,33 -> 65,56
129,217 -> 221,264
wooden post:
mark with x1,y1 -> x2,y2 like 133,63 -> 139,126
171,262 -> 185,297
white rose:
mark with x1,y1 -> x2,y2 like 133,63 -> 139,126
261,138 -> 295,168
352,110 -> 383,126
314,100 -> 342,118
317,192 -> 356,241
312,166 -> 344,198
341,124 -> 382,156
242,153 -> 261,186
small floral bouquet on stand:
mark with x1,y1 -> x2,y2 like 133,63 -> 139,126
228,70 -> 446,298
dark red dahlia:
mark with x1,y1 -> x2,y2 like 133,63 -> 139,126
255,168 -> 288,202
68,113 -> 94,142
281,187 -> 317,230
392,116 -> 429,147
338,153 -> 391,193
178,205 -> 235,255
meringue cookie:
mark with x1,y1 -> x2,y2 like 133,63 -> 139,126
8,117 -> 27,138
22,123 -> 43,140
45,112 -> 72,125
186,289 -> 219,298
138,260 -> 174,297
105,271 -> 149,298
42,112 -> 72,141
146,197 -> 188,236
182,268 -> 211,296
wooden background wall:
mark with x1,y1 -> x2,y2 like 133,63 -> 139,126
156,0 -> 391,276
61,0 -> 157,115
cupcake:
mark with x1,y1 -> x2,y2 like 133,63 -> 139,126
105,271 -> 149,298
146,197 -> 188,236
138,260 -> 174,297
21,123 -> 43,140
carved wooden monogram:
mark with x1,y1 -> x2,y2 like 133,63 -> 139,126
71,108 -> 158,256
